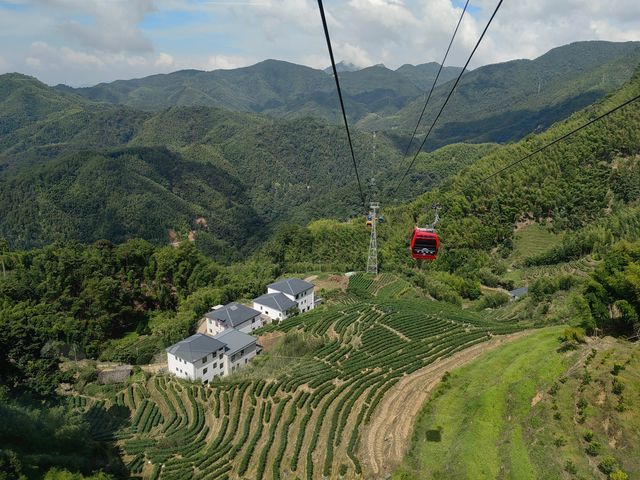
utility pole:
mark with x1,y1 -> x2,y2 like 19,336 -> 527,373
366,202 -> 379,274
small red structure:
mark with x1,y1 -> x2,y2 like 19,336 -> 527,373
410,227 -> 440,261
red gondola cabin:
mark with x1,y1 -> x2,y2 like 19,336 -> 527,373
411,227 -> 439,260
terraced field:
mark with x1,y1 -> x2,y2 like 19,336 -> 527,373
70,274 -> 522,479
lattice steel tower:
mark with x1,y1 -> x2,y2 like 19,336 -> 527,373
366,202 -> 379,274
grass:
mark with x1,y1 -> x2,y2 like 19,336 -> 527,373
510,223 -> 562,265
394,328 -> 640,480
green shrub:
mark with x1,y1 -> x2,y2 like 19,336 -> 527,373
477,291 -> 510,309
599,456 -> 619,475
611,363 -> 625,375
564,460 -> 578,474
583,430 -> 594,442
612,378 -> 625,395
553,435 -> 567,447
559,327 -> 586,343
586,441 -> 601,456
609,470 -> 629,480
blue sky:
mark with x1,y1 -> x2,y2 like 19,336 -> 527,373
0,0 -> 639,86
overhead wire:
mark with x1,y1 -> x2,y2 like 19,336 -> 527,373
456,91 -> 640,197
317,0 -> 367,210
393,0 -> 504,195
400,0 -> 470,164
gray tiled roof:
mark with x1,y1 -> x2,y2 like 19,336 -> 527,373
205,302 -> 260,327
268,278 -> 314,296
166,333 -> 225,363
253,292 -> 297,312
213,329 -> 257,355
509,287 -> 529,298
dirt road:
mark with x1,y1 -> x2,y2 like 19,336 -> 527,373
361,330 -> 533,478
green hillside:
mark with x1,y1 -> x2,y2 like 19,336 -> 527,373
0,74 -> 497,253
395,62 -> 464,90
253,65 -> 640,289
361,41 -> 640,148
57,60 -> 423,124
394,328 -> 639,480
2,57 -> 640,480
56,42 -> 640,148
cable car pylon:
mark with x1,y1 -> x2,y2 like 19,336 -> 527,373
366,201 -> 380,274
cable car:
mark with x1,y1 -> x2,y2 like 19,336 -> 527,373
411,227 -> 439,260
379,215 -> 385,223
366,214 -> 373,227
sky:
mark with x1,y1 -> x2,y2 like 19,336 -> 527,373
0,0 -> 639,86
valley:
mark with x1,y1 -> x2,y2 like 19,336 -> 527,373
1,25 -> 640,480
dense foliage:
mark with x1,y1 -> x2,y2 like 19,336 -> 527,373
0,240 -> 278,395
0,391 -> 120,479
578,241 -> 640,336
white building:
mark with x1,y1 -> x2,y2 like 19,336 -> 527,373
213,329 -> 260,376
267,278 -> 315,313
166,333 -> 226,385
204,302 -> 262,335
253,292 -> 298,321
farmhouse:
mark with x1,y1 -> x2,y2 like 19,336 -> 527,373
166,333 -> 226,384
213,328 -> 260,376
253,292 -> 298,321
204,302 -> 262,335
267,278 -> 315,313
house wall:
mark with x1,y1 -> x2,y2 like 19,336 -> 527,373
252,302 -> 286,321
207,318 -> 226,336
167,348 -> 226,384
267,287 -> 315,313
221,343 -> 258,376
206,314 -> 262,335
236,315 -> 263,334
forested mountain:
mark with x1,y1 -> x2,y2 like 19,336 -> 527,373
362,41 -> 640,148
395,62 -> 463,90
259,66 -> 640,278
55,60 -> 423,124
55,42 -> 640,147
1,73 -> 495,255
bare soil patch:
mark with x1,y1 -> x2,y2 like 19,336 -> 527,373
361,330 -> 534,478
311,274 -> 349,293
531,391 -> 544,407
258,331 -> 285,353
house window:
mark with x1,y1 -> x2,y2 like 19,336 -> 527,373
240,349 -> 244,356
252,317 -> 255,323
202,356 -> 208,364
203,368 -> 208,374
212,363 -> 217,369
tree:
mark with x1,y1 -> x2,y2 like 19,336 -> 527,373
0,236 -> 7,279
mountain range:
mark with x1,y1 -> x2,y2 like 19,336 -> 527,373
54,41 -> 640,148
2,40 -> 640,259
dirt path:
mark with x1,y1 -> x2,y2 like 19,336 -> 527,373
361,330 -> 534,478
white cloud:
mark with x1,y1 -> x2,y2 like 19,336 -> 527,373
155,52 -> 174,67
203,54 -> 252,70
1,0 -> 639,85
37,0 -> 156,53
338,43 -> 375,68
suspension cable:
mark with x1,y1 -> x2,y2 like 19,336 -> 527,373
401,0 -> 469,164
317,0 -> 367,210
392,0 -> 504,195
457,92 -> 640,197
